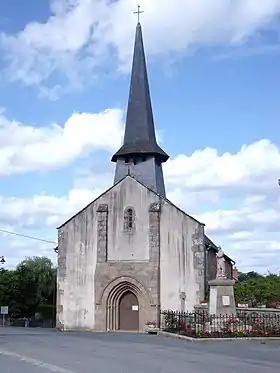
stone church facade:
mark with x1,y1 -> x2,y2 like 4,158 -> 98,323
56,22 -> 234,332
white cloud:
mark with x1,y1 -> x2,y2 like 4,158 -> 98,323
0,186 -> 105,268
1,137 -> 280,273
164,139 -> 280,193
0,108 -> 123,175
163,140 -> 280,273
1,1 -> 280,272
1,0 -> 280,91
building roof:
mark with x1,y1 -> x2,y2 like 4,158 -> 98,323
57,175 -> 234,264
111,23 -> 169,163
57,175 -> 203,229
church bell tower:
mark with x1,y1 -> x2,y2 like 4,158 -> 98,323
111,21 -> 169,198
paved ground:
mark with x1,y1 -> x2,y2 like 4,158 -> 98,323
0,328 -> 279,373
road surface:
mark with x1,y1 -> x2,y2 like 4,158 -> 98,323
0,327 -> 279,372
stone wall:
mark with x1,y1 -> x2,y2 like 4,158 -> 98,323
194,304 -> 280,315
237,307 -> 280,314
94,200 -> 162,331
159,202 -> 205,312
57,176 -> 210,331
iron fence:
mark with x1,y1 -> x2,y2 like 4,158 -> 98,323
3,317 -> 55,328
161,310 -> 280,338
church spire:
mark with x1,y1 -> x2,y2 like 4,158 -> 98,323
112,15 -> 169,197
111,22 -> 169,164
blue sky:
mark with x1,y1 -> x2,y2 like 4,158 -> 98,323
1,0 -> 280,273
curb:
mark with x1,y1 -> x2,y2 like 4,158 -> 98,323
158,331 -> 196,341
158,331 -> 280,342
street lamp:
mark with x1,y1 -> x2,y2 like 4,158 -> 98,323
0,256 -> 5,265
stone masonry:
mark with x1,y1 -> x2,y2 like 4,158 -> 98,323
94,201 -> 161,331
56,229 -> 66,330
96,204 -> 108,263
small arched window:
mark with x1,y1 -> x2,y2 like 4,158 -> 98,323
124,207 -> 135,233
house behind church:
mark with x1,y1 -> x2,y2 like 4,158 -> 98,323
56,22 -> 235,332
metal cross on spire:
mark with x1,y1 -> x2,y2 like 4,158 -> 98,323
133,4 -> 144,23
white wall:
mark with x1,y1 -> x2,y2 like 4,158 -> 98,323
57,177 -> 158,330
160,201 -> 205,312
57,176 -> 205,330
106,177 -> 157,262
57,205 -> 97,330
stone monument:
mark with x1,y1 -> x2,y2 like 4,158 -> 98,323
208,248 -> 236,316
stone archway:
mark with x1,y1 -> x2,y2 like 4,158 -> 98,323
106,280 -> 142,331
96,275 -> 155,332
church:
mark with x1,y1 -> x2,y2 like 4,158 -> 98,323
56,21 -> 235,332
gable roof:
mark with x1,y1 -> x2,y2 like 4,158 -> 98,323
57,175 -> 204,229
57,175 -> 128,229
136,177 -> 204,226
57,175 -> 235,264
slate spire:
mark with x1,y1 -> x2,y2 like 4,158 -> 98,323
111,22 -> 169,163
112,22 -> 169,197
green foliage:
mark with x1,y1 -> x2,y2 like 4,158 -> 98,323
235,271 -> 280,307
0,256 -> 56,319
237,271 -> 261,283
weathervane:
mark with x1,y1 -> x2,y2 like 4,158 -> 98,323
133,4 -> 144,23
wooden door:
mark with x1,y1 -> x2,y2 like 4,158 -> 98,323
119,291 -> 139,331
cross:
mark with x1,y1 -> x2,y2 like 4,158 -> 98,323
133,4 -> 144,23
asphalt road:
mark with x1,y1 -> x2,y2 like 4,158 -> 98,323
0,327 -> 279,373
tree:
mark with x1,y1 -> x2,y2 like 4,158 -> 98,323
235,272 -> 280,307
0,268 -> 21,317
237,271 -> 261,283
15,257 -> 56,318
0,256 -> 56,320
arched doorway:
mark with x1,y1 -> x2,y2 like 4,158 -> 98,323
119,291 -> 139,331
102,277 -> 152,331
